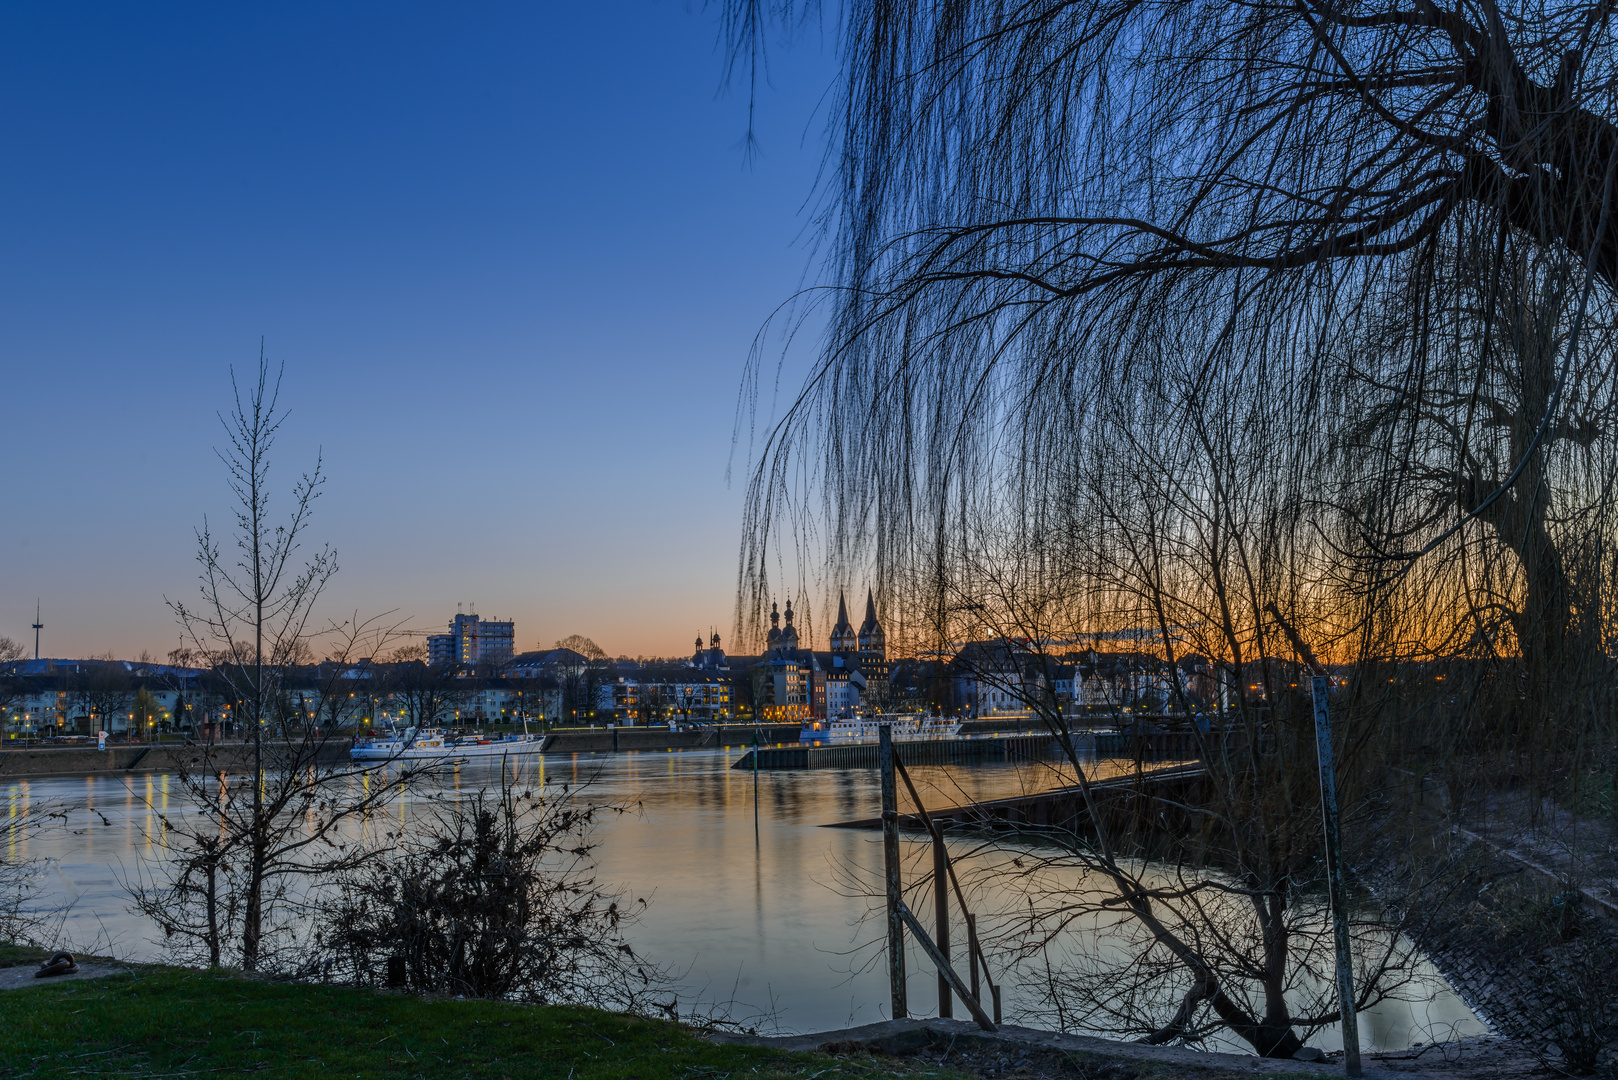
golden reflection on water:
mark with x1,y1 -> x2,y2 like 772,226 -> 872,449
1,748 -> 1480,1047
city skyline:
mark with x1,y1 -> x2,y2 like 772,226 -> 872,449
0,5 -> 836,661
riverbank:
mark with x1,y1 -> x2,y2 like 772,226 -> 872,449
0,945 -> 1535,1080
0,724 -> 807,778
0,946 -> 934,1080
0,741 -> 353,778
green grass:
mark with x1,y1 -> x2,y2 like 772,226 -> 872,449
0,947 -> 1339,1080
0,950 -> 963,1080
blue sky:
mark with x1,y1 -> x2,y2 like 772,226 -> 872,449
1,3 -> 836,660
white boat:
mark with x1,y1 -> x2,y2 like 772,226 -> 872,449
349,727 -> 545,762
798,715 -> 963,744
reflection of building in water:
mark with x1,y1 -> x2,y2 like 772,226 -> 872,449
427,610 -> 515,669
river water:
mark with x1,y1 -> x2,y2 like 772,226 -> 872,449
1,746 -> 1482,1051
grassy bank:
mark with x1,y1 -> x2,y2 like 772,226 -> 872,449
0,948 -> 952,1080
0,947 -> 1341,1080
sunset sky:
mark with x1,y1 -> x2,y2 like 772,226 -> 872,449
1,4 -> 838,661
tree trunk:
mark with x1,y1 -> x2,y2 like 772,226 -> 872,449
241,834 -> 266,971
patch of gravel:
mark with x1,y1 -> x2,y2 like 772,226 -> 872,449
713,1018 -> 1551,1080
0,963 -> 131,991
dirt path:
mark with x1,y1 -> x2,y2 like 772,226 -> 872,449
712,1018 -> 1548,1080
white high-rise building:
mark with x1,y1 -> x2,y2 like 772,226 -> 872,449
427,612 -> 515,668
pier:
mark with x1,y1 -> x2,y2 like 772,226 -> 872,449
826,761 -> 1209,834
731,733 -> 1058,770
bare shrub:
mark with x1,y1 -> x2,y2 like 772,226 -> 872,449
0,856 -> 45,947
311,775 -> 661,1009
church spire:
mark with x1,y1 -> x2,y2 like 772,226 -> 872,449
858,588 -> 885,659
830,589 -> 856,653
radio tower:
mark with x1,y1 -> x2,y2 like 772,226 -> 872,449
31,601 -> 42,660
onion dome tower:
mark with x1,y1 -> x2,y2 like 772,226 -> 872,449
780,598 -> 800,652
766,601 -> 782,651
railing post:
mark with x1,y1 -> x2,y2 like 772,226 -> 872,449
934,829 -> 952,1018
879,725 -> 907,1019
1312,675 -> 1361,1078
967,913 -> 980,1006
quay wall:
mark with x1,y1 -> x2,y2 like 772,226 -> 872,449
0,724 -> 804,777
0,742 -> 350,779
734,734 -> 1059,771
542,724 -> 800,755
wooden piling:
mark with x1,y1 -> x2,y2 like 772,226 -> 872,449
967,913 -> 980,1006
895,902 -> 995,1032
934,830 -> 952,1018
879,725 -> 907,1019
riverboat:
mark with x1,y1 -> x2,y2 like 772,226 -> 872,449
349,727 -> 545,762
797,715 -> 963,744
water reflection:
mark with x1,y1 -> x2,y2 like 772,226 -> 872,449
2,748 -> 1480,1048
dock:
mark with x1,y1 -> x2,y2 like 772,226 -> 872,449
825,761 -> 1210,833
731,733 -> 1058,770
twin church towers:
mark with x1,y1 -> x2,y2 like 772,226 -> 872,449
765,588 -> 885,663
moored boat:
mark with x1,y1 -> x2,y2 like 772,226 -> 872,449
798,714 -> 962,744
349,727 -> 545,762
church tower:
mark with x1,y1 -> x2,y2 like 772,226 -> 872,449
857,589 -> 890,709
830,590 -> 857,654
780,598 -> 800,652
857,589 -> 885,660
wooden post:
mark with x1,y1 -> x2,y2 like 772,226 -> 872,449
967,913 -> 980,1007
1312,675 -> 1361,1078
879,725 -> 907,1019
934,830 -> 952,1018
992,984 -> 1002,1026
894,902 -> 995,1032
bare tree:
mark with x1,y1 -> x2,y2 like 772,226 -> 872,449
721,0 -> 1618,1056
0,636 -> 25,739
554,635 -> 606,661
145,351 -> 426,972
726,0 -> 1618,683
73,658 -> 132,739
379,646 -> 466,730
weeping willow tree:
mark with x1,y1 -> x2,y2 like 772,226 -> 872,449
728,0 -> 1618,1057
732,0 -> 1618,780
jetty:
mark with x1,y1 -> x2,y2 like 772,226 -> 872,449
731,733 -> 1059,770
825,761 -> 1209,833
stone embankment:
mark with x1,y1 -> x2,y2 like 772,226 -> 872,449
540,723 -> 800,755
0,742 -> 352,779
1401,839 -> 1617,1064
0,724 -> 806,778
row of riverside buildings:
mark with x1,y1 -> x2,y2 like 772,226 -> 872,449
589,593 -> 1250,725
597,590 -> 891,723
3,602 -> 1262,739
